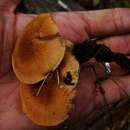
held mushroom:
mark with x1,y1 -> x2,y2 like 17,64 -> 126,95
12,14 -> 65,84
12,14 -> 80,126
20,50 -> 79,126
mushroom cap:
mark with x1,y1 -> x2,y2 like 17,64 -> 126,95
20,79 -> 76,126
12,14 -> 65,84
20,50 -> 79,126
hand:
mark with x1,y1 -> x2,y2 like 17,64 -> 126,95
1,0 -> 130,129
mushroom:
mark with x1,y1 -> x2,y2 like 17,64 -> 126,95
12,14 -> 65,84
12,13 -> 80,126
20,50 -> 79,126
59,50 -> 79,87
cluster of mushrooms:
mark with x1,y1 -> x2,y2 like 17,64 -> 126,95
12,14 -> 80,126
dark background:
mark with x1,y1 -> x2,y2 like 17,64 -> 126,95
16,0 -> 130,13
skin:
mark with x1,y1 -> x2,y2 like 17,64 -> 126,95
1,0 -> 130,129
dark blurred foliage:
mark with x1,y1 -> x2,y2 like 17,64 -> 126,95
16,0 -> 130,13
16,0 -> 85,13
78,0 -> 130,9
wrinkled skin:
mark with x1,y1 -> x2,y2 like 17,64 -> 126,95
1,0 -> 130,129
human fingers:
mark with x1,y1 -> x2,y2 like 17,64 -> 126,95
70,65 -> 130,122
16,8 -> 130,43
53,8 -> 130,42
93,75 -> 130,106
95,34 -> 130,76
98,34 -> 130,54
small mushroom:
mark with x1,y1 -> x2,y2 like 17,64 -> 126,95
59,50 -> 79,86
12,14 -> 65,84
20,50 -> 79,126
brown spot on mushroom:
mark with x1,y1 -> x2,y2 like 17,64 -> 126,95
63,72 -> 75,85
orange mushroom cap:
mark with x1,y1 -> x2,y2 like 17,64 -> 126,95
12,14 -> 65,84
20,50 -> 79,126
